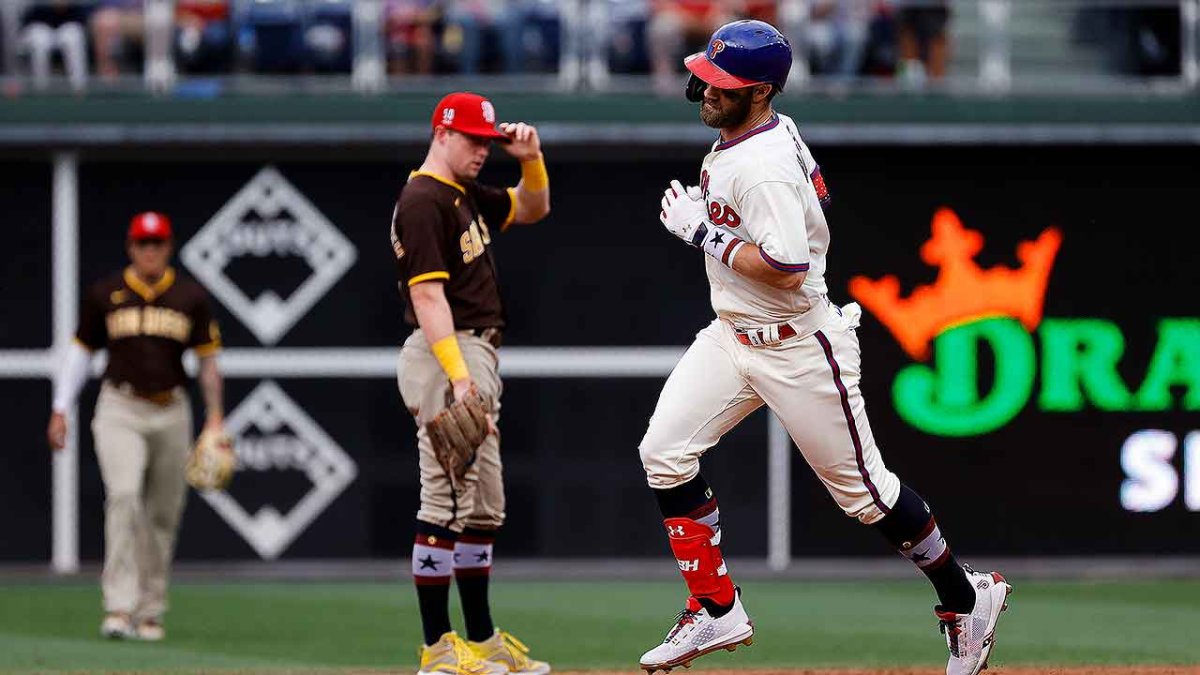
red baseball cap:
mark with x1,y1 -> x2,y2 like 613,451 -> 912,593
431,92 -> 510,142
128,212 -> 173,241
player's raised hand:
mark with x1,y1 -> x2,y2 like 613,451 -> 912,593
659,179 -> 709,247
500,122 -> 541,161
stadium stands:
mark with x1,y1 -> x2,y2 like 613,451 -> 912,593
0,0 -> 1194,95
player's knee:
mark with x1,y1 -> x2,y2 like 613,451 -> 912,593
638,437 -> 683,487
416,497 -> 455,529
104,492 -> 140,516
637,438 -> 658,471
145,500 -> 183,531
640,446 -> 699,490
464,514 -> 504,531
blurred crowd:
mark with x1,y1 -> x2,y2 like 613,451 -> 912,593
0,0 -> 1184,92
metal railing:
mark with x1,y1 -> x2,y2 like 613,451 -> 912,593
0,0 -> 1196,96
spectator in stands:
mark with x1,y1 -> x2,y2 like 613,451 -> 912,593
385,0 -> 440,75
444,0 -> 560,74
895,0 -> 949,84
3,4 -> 23,76
647,0 -> 775,95
304,0 -> 353,73
808,0 -> 875,79
602,0 -> 652,75
1077,5 -> 1182,77
90,0 -> 142,81
20,0 -> 94,91
237,0 -> 306,73
176,0 -> 233,73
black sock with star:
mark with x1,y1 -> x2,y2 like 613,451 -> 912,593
873,484 -> 976,613
454,527 -> 497,642
413,520 -> 456,645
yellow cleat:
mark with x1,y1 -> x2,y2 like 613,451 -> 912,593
469,630 -> 551,675
418,631 -> 509,675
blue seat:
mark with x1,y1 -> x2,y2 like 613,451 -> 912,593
241,0 -> 305,72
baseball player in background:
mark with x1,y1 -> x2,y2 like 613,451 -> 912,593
637,21 -> 1011,675
47,212 -> 225,642
392,92 -> 551,675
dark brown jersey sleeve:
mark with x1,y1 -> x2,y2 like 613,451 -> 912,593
395,197 -> 452,287
188,291 -> 222,357
75,284 -> 107,350
472,182 -> 516,233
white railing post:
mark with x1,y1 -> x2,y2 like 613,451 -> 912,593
1183,0 -> 1200,88
52,153 -> 80,575
352,0 -> 387,93
581,0 -> 611,90
980,0 -> 1011,93
557,0 -> 584,91
767,414 -> 791,571
143,0 -> 176,93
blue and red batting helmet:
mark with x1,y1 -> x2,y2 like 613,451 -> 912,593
684,20 -> 792,102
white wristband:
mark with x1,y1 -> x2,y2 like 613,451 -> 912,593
698,227 -> 746,269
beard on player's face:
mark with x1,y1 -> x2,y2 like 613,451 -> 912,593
699,86 -> 754,129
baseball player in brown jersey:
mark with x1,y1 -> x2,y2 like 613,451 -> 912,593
392,91 -> 551,675
47,212 -> 225,642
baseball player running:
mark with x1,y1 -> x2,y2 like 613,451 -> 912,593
392,92 -> 551,675
47,212 -> 226,641
637,21 -> 1011,675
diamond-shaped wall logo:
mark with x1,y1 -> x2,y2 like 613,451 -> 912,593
200,381 -> 358,560
180,166 -> 357,345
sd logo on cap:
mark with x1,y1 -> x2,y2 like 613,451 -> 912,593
431,92 -> 510,143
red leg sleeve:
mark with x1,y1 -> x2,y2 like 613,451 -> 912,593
664,517 -> 735,606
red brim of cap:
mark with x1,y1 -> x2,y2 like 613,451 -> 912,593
684,52 -> 764,90
128,229 -> 172,240
447,124 -> 512,143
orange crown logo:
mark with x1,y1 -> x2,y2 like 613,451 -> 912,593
848,208 -> 1062,361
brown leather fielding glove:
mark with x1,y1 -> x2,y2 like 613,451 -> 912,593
185,429 -> 236,491
425,389 -> 492,483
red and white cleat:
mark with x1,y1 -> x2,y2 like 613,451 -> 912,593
937,566 -> 1013,675
639,589 -> 753,674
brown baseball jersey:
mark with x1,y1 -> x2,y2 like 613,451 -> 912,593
391,171 -> 516,329
76,267 -> 222,394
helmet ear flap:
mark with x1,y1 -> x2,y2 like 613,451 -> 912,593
685,74 -> 706,102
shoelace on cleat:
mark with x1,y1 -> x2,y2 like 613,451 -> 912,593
937,614 -> 963,658
497,630 -> 534,670
451,634 -> 497,674
664,607 -> 700,643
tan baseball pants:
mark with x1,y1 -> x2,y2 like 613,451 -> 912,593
398,330 -> 505,532
91,381 -> 191,619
